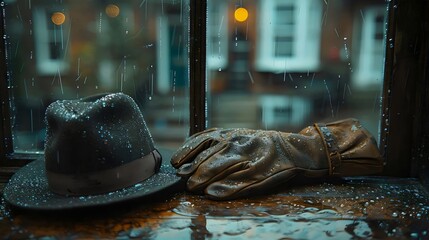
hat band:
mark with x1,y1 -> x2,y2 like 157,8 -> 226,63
46,149 -> 161,196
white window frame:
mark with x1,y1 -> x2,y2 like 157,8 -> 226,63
33,8 -> 70,75
207,0 -> 228,70
255,0 -> 322,72
157,15 -> 171,94
352,7 -> 386,88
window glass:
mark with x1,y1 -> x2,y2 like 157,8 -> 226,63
3,0 -> 189,153
207,0 -> 387,139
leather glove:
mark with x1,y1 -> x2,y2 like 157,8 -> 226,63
171,118 -> 383,200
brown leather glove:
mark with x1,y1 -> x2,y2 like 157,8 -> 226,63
171,118 -> 383,200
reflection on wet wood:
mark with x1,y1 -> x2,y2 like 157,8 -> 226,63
1,177 -> 428,239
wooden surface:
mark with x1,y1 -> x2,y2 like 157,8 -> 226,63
0,176 -> 428,239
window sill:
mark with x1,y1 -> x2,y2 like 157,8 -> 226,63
0,176 -> 428,239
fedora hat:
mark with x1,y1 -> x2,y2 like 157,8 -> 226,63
3,93 -> 182,210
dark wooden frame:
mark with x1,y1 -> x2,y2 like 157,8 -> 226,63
189,0 -> 207,136
1,0 -> 429,182
380,0 -> 429,178
0,9 -> 36,176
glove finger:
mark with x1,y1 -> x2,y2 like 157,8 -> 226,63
205,168 -> 297,200
185,135 -> 266,190
186,159 -> 251,193
171,128 -> 219,168
177,141 -> 227,176
172,128 -> 253,168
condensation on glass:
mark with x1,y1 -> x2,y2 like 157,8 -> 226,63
206,0 -> 387,139
3,0 -> 190,152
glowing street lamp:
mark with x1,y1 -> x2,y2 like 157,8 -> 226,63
234,7 -> 248,22
51,12 -> 66,25
106,4 -> 120,18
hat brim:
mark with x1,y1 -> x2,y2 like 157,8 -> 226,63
3,148 -> 183,211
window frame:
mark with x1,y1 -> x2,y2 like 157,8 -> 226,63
1,0 -> 429,181
1,7 -> 38,169
380,0 -> 429,177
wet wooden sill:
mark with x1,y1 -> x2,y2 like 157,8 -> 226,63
0,176 -> 428,239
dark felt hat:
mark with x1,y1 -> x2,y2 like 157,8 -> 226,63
3,93 -> 181,210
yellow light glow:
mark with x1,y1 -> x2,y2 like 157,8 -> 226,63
106,4 -> 120,18
51,12 -> 66,26
234,7 -> 248,22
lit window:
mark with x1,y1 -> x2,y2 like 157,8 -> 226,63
33,8 -> 70,75
207,0 -> 228,70
255,0 -> 322,72
352,7 -> 387,88
260,95 -> 311,128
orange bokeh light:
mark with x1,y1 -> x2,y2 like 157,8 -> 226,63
106,4 -> 120,18
234,7 -> 248,22
51,12 -> 66,25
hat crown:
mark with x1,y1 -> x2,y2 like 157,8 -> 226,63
3,92 -> 180,209
44,93 -> 155,175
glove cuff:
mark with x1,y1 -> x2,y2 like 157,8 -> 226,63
314,123 -> 341,176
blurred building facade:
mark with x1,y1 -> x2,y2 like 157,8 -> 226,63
207,0 -> 386,135
3,0 -> 387,151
